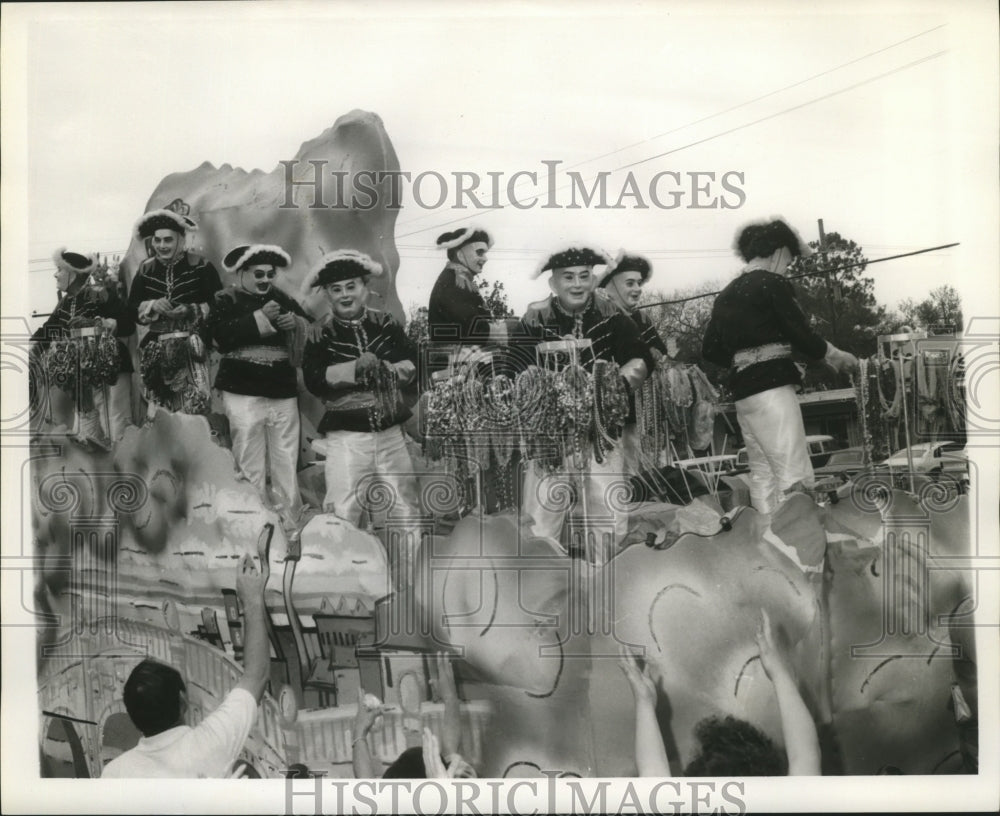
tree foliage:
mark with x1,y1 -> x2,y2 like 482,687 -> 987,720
894,285 -> 964,334
788,232 -> 888,390
641,281 -> 730,392
790,232 -> 886,358
643,281 -> 719,363
406,304 -> 429,347
641,231 -> 897,395
476,277 -> 515,319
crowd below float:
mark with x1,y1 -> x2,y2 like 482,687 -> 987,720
31,208 -> 969,779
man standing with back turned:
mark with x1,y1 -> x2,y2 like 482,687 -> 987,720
101,555 -> 269,778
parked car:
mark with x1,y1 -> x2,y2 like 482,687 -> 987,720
732,434 -> 843,475
812,446 -> 867,482
872,441 -> 969,489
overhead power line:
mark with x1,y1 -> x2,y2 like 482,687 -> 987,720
392,24 -> 946,235
395,49 -> 947,241
616,50 -> 946,172
638,243 -> 959,309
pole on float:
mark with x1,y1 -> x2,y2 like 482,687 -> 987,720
898,337 -> 916,493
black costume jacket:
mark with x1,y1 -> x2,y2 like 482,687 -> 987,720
701,269 -> 827,401
208,286 -> 309,400
127,253 -> 223,343
427,263 -> 492,344
520,295 -> 653,374
302,309 -> 416,434
629,308 -> 669,357
32,281 -> 135,373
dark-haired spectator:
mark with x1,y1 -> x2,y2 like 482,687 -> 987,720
620,608 -> 821,777
352,653 -> 475,779
101,555 -> 269,778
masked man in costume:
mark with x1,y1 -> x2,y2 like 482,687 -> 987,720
31,248 -> 136,445
208,244 -> 312,527
702,218 -> 858,570
427,226 -> 498,345
597,251 -> 669,357
127,209 -> 223,414
301,251 -> 420,551
520,246 -> 652,560
596,250 -> 675,479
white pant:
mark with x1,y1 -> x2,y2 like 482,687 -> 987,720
42,373 -> 133,441
736,385 -> 814,514
522,445 -> 630,562
322,425 -> 420,526
104,373 -> 134,440
620,422 -> 652,476
222,392 -> 302,515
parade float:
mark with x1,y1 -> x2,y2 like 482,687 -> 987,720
32,112 -> 977,779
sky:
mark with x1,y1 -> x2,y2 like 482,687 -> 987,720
6,0 -> 998,328
1,3 -> 999,812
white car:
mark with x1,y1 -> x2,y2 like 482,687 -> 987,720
874,441 -> 969,488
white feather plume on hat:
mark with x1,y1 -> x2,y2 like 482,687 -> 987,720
135,209 -> 198,239
52,247 -> 96,276
223,244 -> 291,274
435,226 -> 494,251
597,249 -> 652,287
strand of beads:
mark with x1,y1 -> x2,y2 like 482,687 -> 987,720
94,328 -> 120,386
876,357 -> 902,418
47,340 -> 79,394
592,360 -> 629,464
554,364 -> 592,471
855,357 -> 872,468
139,341 -> 167,403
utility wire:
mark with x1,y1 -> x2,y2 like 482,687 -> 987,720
395,50 -> 947,240
393,24 -> 946,233
638,242 -> 959,309
616,50 -> 946,172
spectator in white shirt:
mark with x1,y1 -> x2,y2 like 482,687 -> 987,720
101,555 -> 269,778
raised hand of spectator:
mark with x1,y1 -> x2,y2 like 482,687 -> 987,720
353,687 -> 385,740
618,644 -> 657,708
754,607 -> 822,775
235,553 -> 265,606
755,608 -> 791,683
430,652 -> 462,758
422,728 -> 459,779
430,652 -> 457,703
618,644 -> 671,777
